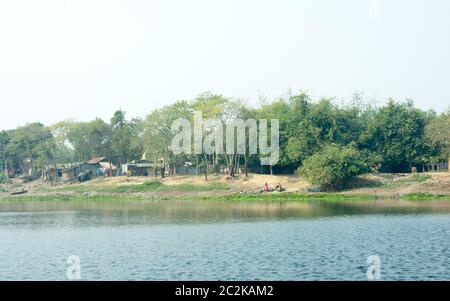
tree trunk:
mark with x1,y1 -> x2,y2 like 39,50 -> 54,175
4,158 -> 9,181
228,154 -> 237,178
196,155 -> 199,175
118,157 -> 122,177
244,156 -> 248,177
53,156 -> 57,185
214,153 -> 220,173
270,165 -> 273,175
172,162 -> 177,176
236,155 -> 240,174
225,154 -> 230,175
203,154 -> 208,181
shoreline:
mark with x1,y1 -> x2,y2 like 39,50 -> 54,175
1,172 -> 450,203
1,192 -> 450,203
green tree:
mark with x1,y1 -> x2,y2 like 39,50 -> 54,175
88,118 -> 112,158
50,120 -> 76,164
425,109 -> 450,162
143,100 -> 193,176
256,98 -> 291,174
111,110 -> 144,166
361,100 -> 428,172
299,144 -> 368,190
7,123 -> 54,176
67,119 -> 112,162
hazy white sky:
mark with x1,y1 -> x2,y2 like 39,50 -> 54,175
0,0 -> 449,129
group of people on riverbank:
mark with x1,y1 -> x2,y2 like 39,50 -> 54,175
263,182 -> 285,193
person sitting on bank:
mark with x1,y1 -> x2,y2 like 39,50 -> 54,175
275,182 -> 283,192
264,182 -> 269,192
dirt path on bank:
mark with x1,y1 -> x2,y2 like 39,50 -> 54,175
1,172 -> 449,198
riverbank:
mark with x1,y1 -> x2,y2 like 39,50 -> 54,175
0,172 -> 449,202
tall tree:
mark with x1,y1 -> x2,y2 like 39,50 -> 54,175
111,110 -> 144,166
361,100 -> 428,172
424,109 -> 450,162
7,123 -> 54,177
143,101 -> 193,176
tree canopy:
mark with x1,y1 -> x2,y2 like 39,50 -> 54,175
0,92 -> 448,186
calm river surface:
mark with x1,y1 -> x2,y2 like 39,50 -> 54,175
0,199 -> 450,280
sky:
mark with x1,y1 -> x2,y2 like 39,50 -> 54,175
0,0 -> 449,130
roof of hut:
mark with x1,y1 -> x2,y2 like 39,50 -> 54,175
86,157 -> 108,164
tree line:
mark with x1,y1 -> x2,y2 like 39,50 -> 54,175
1,91 -> 449,186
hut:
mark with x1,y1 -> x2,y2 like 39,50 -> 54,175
61,157 -> 116,180
122,160 -> 157,176
61,163 -> 96,180
87,157 -> 117,176
47,163 -> 80,180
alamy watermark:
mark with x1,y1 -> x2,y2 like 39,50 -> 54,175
66,255 -> 81,280
170,111 -> 279,166
366,0 -> 382,20
61,254 -> 380,280
367,255 -> 381,280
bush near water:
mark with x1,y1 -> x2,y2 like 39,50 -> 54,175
299,145 -> 369,190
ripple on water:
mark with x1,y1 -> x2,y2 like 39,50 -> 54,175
0,203 -> 450,280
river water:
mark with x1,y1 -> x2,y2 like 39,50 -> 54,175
0,199 -> 449,280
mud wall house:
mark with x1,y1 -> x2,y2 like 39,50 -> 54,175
61,164 -> 83,180
47,166 -> 62,179
47,163 -> 78,180
122,160 -> 157,176
99,162 -> 117,176
61,162 -> 99,180
61,157 -> 117,180
61,165 -> 77,180
86,157 -> 117,176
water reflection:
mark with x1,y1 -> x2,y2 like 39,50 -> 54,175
0,199 -> 449,227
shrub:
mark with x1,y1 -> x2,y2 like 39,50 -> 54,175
0,172 -> 8,184
299,144 -> 369,190
113,180 -> 230,193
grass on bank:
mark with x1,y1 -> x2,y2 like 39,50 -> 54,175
56,180 -> 230,193
0,192 -> 450,202
345,173 -> 432,190
0,192 -> 374,203
402,193 -> 450,201
387,174 -> 431,188
0,193 -> 164,202
201,192 -> 378,202
3,191 -> 450,203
